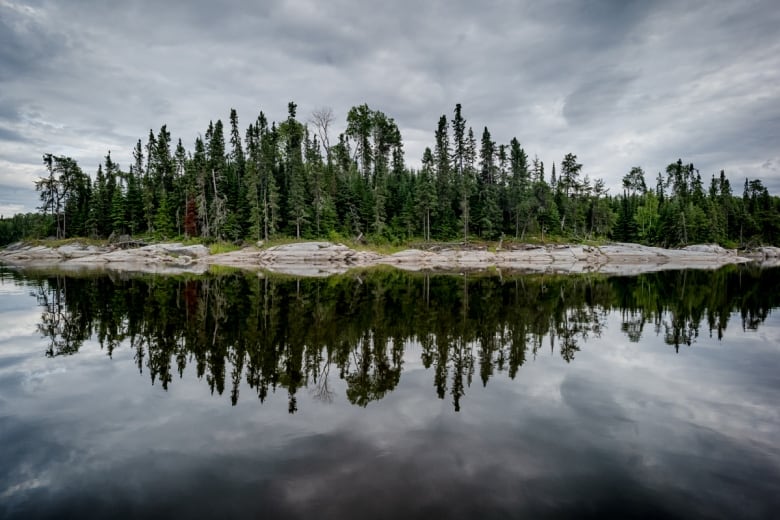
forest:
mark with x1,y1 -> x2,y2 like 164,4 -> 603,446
2,102 -> 779,247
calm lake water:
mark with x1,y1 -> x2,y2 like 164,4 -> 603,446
1,265 -> 779,519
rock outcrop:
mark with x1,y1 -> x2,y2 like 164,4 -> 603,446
0,240 -> 757,277
201,242 -> 381,276
0,242 -> 210,274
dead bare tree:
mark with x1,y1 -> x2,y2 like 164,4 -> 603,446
310,107 -> 334,163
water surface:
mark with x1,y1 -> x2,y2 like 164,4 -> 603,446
1,266 -> 779,519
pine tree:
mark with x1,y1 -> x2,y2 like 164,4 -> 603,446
245,121 -> 262,241
208,120 -> 228,239
143,130 -> 157,232
29,101 -> 780,247
433,114 -> 454,237
417,148 -> 437,240
508,138 -> 530,239
557,153 -> 582,234
91,164 -> 108,237
261,121 -> 280,240
282,103 -> 309,238
110,183 -> 126,235
460,127 -> 477,241
477,127 -> 500,238
125,166 -> 144,235
228,108 -> 247,237
155,193 -> 174,238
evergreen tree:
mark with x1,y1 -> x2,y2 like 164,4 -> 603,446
90,164 -> 108,237
434,114 -> 454,237
110,184 -> 126,235
208,119 -> 228,239
416,148 -> 437,241
460,127 -> 477,241
26,101 -> 780,248
281,102 -> 309,238
477,127 -> 500,238
508,138 -> 530,238
228,108 -> 247,238
557,153 -> 582,235
142,130 -> 157,232
154,193 -> 174,238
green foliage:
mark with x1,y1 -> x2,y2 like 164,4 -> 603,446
208,241 -> 242,255
25,104 -> 780,248
154,194 -> 174,238
0,213 -> 52,246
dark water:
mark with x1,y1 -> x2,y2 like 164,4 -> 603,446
1,265 -> 779,519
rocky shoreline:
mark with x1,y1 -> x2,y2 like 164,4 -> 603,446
1,240 -> 777,277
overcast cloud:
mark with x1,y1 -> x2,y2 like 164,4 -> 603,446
1,0 -> 779,215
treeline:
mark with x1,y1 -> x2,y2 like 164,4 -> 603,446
0,212 -> 50,246
21,266 -> 779,411
6,102 -> 780,247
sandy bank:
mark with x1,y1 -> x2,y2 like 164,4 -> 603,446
0,240 -> 766,277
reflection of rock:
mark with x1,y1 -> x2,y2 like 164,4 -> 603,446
752,247 -> 780,268
0,241 -> 759,276
754,246 -> 780,258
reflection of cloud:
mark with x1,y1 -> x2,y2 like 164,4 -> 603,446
0,309 -> 39,343
3,411 -> 778,519
20,366 -> 68,392
1,275 -> 780,517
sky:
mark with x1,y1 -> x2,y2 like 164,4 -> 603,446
1,0 -> 779,216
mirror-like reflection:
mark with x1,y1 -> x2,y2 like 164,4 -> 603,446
16,265 -> 780,412
2,265 -> 780,519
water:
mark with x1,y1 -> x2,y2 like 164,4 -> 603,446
1,266 -> 779,519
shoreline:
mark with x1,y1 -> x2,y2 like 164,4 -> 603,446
2,240 -> 778,277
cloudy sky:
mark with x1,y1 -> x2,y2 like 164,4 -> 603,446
1,0 -> 779,216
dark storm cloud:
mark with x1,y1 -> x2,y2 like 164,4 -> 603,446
0,99 -> 21,123
0,2 -> 71,82
0,0 -> 779,213
563,72 -> 638,125
0,127 -> 26,142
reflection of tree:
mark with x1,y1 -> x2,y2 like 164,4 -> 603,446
25,264 -> 780,412
34,277 -> 85,357
345,331 -> 402,406
620,310 -> 645,343
611,266 -> 779,351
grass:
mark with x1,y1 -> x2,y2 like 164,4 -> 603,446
246,234 -> 606,254
255,236 -> 310,248
24,237 -> 109,248
251,235 -> 407,255
207,242 -> 242,255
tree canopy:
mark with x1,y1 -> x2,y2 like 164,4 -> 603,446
3,102 -> 778,247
